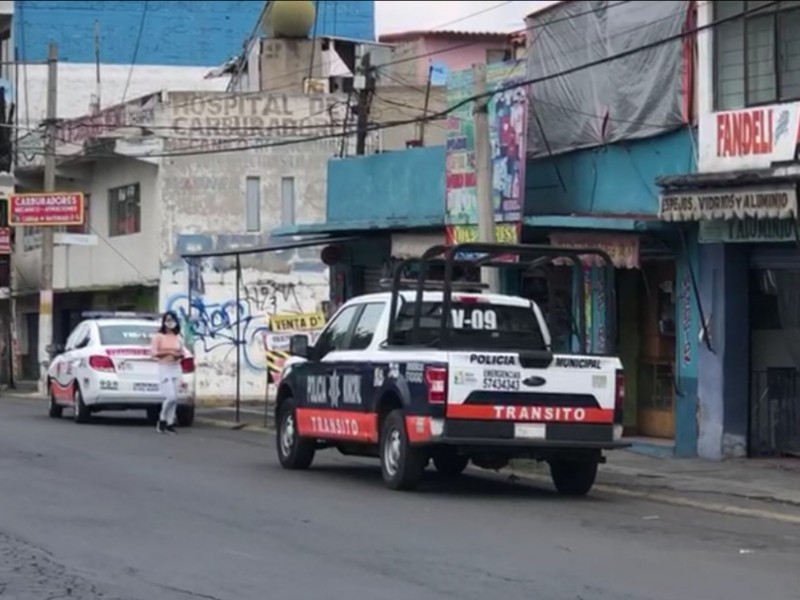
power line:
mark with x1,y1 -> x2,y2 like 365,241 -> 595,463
427,1 -> 515,31
29,1 -> 770,162
226,0 -> 272,92
162,0 -> 632,115
121,0 -> 149,104
48,0 -> 637,136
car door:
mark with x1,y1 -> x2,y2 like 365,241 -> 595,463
51,323 -> 87,401
327,302 -> 387,417
293,303 -> 366,441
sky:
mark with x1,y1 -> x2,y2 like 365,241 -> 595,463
375,0 -> 560,35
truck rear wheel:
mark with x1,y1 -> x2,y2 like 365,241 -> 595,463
433,451 -> 469,477
549,457 -> 599,496
380,409 -> 425,491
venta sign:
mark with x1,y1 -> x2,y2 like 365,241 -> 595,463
699,102 -> 800,172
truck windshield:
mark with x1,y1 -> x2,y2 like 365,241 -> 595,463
393,301 -> 547,351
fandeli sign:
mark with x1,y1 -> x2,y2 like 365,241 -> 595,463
8,192 -> 85,226
658,186 -> 797,222
699,102 -> 800,172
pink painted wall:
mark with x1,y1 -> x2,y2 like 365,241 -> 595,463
415,36 -> 511,84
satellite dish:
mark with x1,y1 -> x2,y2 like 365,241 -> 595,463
261,0 -> 317,39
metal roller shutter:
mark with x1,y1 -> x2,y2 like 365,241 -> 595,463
750,245 -> 800,270
361,265 -> 385,295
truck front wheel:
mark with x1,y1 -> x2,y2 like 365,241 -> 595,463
276,399 -> 315,470
380,409 -> 425,491
549,456 -> 599,496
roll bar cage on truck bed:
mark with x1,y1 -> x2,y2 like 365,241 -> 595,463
385,242 -> 617,355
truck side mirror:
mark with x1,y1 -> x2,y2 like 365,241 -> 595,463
289,334 -> 309,359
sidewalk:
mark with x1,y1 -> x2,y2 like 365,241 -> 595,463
195,400 -> 272,430
510,450 -> 800,523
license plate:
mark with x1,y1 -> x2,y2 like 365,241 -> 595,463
132,382 -> 160,393
514,423 -> 546,439
119,360 -> 157,375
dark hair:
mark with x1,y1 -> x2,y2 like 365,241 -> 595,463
159,311 -> 181,335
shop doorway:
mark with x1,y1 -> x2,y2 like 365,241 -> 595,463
749,268 -> 800,457
637,260 -> 676,439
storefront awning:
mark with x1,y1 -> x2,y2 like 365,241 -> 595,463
549,231 -> 641,269
658,184 -> 798,222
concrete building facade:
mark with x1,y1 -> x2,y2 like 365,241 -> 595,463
14,90 -> 358,396
14,0 -> 376,122
657,0 -> 800,460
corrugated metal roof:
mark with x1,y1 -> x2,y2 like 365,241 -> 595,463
379,29 -> 513,43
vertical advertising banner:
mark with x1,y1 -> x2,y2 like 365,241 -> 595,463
444,61 -> 528,254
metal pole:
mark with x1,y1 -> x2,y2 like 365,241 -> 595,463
235,253 -> 241,423
355,52 -> 374,156
473,63 -> 500,292
419,65 -> 433,146
38,43 -> 57,395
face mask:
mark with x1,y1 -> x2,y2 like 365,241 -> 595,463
165,320 -> 177,331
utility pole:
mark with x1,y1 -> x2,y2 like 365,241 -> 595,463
38,43 -> 57,394
473,63 -> 500,292
355,52 -> 375,156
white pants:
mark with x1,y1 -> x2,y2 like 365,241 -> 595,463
159,363 -> 181,425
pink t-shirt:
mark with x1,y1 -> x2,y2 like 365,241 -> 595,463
150,333 -> 183,365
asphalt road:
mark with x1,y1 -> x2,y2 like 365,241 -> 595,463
1,398 -> 799,600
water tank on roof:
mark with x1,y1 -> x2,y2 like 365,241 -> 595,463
261,0 -> 317,38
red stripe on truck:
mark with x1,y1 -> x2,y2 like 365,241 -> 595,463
447,404 -> 614,423
296,408 -> 379,443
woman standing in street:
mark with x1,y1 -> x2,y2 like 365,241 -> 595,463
150,311 -> 184,434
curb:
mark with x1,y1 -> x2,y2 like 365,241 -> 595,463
505,467 -> 800,526
195,416 -> 269,433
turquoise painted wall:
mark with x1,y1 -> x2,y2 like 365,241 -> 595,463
526,129 -> 696,216
326,147 -> 445,227
674,231 -> 700,458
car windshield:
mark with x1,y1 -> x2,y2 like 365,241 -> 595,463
393,301 -> 547,351
98,324 -> 158,346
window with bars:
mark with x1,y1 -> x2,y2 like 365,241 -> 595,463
108,184 -> 141,237
715,1 -> 800,110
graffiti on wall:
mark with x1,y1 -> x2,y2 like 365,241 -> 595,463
166,278 -> 314,373
160,255 -> 329,399
165,92 -> 349,152
680,270 -> 693,367
166,293 -> 271,373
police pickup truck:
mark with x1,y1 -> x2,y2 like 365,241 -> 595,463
274,243 -> 628,495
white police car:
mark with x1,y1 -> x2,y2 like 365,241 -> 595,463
46,312 -> 196,425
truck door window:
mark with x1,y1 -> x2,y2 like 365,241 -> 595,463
314,305 -> 360,357
348,303 -> 385,350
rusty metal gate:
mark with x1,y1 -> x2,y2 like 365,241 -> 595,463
750,368 -> 800,458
